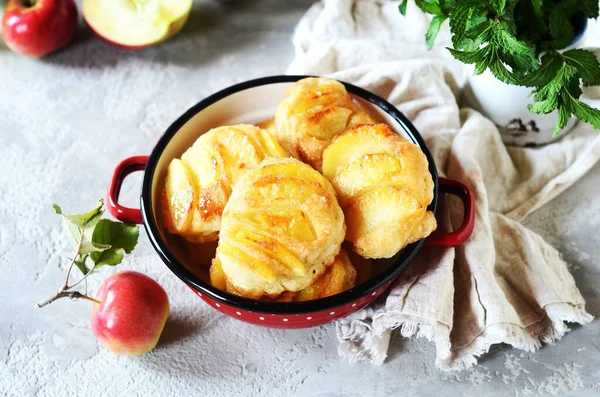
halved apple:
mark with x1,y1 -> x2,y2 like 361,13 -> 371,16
82,0 -> 193,49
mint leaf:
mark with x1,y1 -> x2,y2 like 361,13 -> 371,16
582,0 -> 599,18
530,0 -> 544,30
426,15 -> 447,49
521,53 -> 563,87
564,95 -> 600,130
449,4 -> 475,47
532,63 -> 578,102
492,24 -> 538,72
448,46 -> 489,64
464,20 -> 493,44
415,0 -> 441,15
489,56 -> 519,85
528,97 -> 558,115
563,49 -> 600,86
473,60 -> 488,75
399,0 -> 408,15
555,103 -> 571,136
548,7 -> 574,50
489,0 -> 506,14
89,219 -> 139,268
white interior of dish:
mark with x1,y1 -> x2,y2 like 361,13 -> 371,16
151,82 -> 411,225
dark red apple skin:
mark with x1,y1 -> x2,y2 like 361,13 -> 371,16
2,0 -> 78,58
91,271 -> 170,355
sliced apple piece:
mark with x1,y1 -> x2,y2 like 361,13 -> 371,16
322,124 -> 397,178
297,106 -> 353,140
181,146 -> 220,189
236,230 -> 307,276
163,159 -> 196,234
209,258 -> 227,290
217,242 -> 278,283
332,153 -> 403,204
82,0 -> 193,49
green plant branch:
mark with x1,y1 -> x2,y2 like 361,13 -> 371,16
400,0 -> 600,135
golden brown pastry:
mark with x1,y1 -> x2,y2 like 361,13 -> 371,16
210,249 -> 357,302
161,124 -> 288,243
213,157 -> 346,299
293,249 -> 356,301
322,123 -> 437,259
274,77 -> 374,171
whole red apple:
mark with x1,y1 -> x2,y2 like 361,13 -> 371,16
91,271 -> 169,355
2,0 -> 78,58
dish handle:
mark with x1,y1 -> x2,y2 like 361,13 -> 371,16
425,177 -> 475,248
106,156 -> 148,225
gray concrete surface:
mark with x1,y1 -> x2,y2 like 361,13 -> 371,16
0,1 -> 598,396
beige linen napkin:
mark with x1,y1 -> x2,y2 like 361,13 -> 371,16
288,0 -> 599,369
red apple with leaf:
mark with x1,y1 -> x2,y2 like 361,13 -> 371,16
1,0 -> 78,57
38,200 -> 170,355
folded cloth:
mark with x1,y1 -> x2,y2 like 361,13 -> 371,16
288,0 -> 598,370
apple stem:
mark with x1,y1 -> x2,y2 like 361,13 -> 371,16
38,239 -> 102,308
69,264 -> 98,290
37,290 -> 101,308
62,240 -> 82,290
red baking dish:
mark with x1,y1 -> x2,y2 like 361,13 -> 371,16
107,75 -> 475,329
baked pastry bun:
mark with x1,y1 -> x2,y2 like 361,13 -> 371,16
322,123 -> 436,259
274,77 -> 374,171
161,124 -> 288,243
211,249 -> 357,302
213,157 -> 346,299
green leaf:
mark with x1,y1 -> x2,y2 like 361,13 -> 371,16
521,53 -> 563,87
582,0 -> 599,18
464,20 -> 493,44
447,45 -> 489,64
489,0 -> 506,14
415,0 -> 442,15
449,4 -> 475,47
92,219 -> 139,254
473,60 -> 488,75
528,97 -> 558,114
548,7 -> 574,50
425,15 -> 447,49
74,254 -> 90,275
488,56 -> 519,85
530,0 -> 545,28
555,103 -> 571,136
89,219 -> 139,268
564,95 -> 600,130
399,0 -> 408,15
79,241 -> 112,256
54,200 -> 104,249
91,248 -> 124,267
53,199 -> 104,229
563,49 -> 600,86
492,25 -> 538,72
